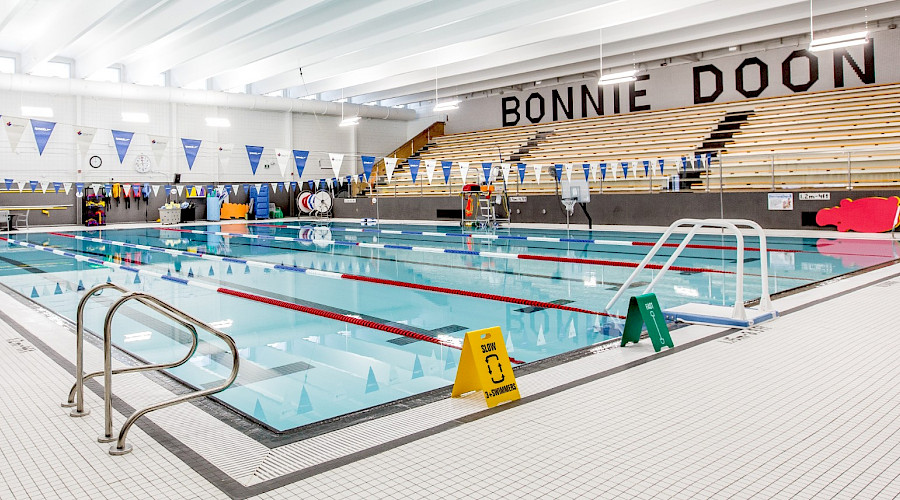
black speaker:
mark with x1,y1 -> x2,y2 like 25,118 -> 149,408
174,173 -> 181,183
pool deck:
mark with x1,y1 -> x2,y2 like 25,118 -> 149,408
2,220 -> 900,499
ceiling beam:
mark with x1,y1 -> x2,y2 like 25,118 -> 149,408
20,0 -> 120,73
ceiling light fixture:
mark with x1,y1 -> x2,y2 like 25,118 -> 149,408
809,30 -> 869,51
808,0 -> 869,52
205,117 -> 230,127
121,112 -> 149,123
599,69 -> 638,85
21,106 -> 53,118
432,68 -> 458,112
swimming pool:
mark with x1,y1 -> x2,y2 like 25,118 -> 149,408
0,221 -> 895,432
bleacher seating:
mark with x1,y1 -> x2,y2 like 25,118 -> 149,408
372,83 -> 900,196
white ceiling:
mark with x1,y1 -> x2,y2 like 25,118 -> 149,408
0,0 -> 897,107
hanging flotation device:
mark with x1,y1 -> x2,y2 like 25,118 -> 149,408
465,196 -> 474,217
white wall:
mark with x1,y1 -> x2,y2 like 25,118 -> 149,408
0,89 -> 411,187
444,28 -> 900,134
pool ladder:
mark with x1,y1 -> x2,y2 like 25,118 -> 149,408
61,283 -> 240,456
605,218 -> 774,321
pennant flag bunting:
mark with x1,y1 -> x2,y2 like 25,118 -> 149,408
481,162 -> 492,184
293,150 -> 309,179
75,127 -> 97,160
643,160 -> 650,177
564,163 -> 573,181
458,161 -> 470,183
30,120 -> 55,156
517,163 -> 527,182
4,117 -> 26,152
246,145 -> 264,175
622,162 -> 629,179
600,162 -> 607,180
441,160 -> 452,184
111,130 -> 134,163
328,153 -> 344,178
408,159 -> 420,183
217,143 -> 234,170
274,148 -> 289,177
361,155 -> 375,182
53,181 -> 62,193
4,179 -> 12,190
181,138 -> 201,170
39,180 -> 49,193
149,135 -> 168,167
500,163 -> 510,184
554,164 -> 563,181
533,164 -> 543,184
658,158 -> 665,174
29,180 -> 38,192
384,157 -> 398,183
63,182 -> 72,195
582,163 -> 591,181
75,182 -> 84,197
424,159 -> 436,184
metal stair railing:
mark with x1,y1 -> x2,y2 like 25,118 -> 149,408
61,283 -> 240,456
605,218 -> 773,320
62,283 -> 199,417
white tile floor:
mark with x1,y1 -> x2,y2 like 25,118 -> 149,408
1,222 -> 900,499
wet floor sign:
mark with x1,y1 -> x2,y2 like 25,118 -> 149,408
451,326 -> 520,408
620,293 -> 674,352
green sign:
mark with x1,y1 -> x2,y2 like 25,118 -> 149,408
620,293 -> 674,352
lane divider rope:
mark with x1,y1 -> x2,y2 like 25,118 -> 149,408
158,227 -> 734,275
3,235 -> 523,362
254,222 -> 800,253
48,231 -> 626,319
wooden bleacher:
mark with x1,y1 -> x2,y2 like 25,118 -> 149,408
372,83 -> 900,197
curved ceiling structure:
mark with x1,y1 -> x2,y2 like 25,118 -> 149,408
0,0 -> 897,108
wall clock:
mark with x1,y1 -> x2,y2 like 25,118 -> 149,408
89,155 -> 102,168
134,154 -> 151,173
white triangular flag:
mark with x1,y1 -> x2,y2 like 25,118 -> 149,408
274,148 -> 289,177
16,180 -> 27,192
533,164 -> 542,184
383,157 -> 398,183
4,117 -> 27,152
254,183 -> 262,193
75,127 -> 96,161
589,163 -> 598,182
40,180 -> 49,193
424,159 -> 436,185
232,184 -> 240,195
63,182 -> 72,195
151,184 -> 160,196
500,163 -> 510,184
176,185 -> 184,195
328,153 -> 344,178
90,183 -> 101,194
458,161 -> 470,183
148,135 -> 168,168
218,143 -> 234,170
610,162 -> 617,180
270,182 -> 278,192
564,163 -> 573,181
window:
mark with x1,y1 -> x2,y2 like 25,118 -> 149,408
30,61 -> 70,79
0,57 -> 14,74
86,67 -> 121,83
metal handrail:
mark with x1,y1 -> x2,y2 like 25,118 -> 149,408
604,218 -> 773,320
62,283 -> 200,417
102,292 -> 239,455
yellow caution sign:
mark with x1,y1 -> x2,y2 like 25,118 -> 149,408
451,326 -> 520,408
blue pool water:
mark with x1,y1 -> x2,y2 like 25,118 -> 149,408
0,221 -> 896,432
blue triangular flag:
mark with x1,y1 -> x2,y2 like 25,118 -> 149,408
76,280 -> 85,291
111,130 -> 134,163
245,145 -> 264,175
600,163 -> 607,180
554,164 -> 563,181
621,162 -> 629,179
517,162 -> 526,182
658,159 -> 665,175
208,266 -> 215,277
482,162 -> 493,184
582,163 -> 591,181
53,181 -> 62,193
181,138 -> 201,170
30,286 -> 38,298
30,120 -> 56,156
54,283 -> 62,295
293,150 -> 309,178
244,264 -> 250,274
134,274 -> 141,284
643,160 -> 650,176
4,179 -> 12,190
226,264 -> 233,275
408,159 -> 420,183
29,180 -> 38,192
361,155 -> 375,182
441,160 -> 452,184
187,268 -> 194,278
412,355 -> 424,379
253,399 -> 266,420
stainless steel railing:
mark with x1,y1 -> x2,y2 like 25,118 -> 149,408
62,283 -> 240,456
